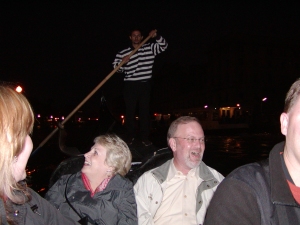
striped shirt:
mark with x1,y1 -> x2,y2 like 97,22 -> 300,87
112,36 -> 168,81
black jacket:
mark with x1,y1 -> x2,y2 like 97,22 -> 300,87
45,172 -> 137,225
204,141 -> 300,225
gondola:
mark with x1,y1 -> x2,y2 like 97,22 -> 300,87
27,32 -> 172,194
27,95 -> 172,196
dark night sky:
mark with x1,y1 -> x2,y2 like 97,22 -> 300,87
2,1 -> 300,114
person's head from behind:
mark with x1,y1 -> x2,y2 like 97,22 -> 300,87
280,78 -> 300,153
82,134 -> 132,179
129,28 -> 143,45
0,84 -> 34,202
167,116 -> 205,174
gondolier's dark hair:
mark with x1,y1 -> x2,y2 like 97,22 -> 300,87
167,116 -> 202,146
129,28 -> 143,36
284,78 -> 300,113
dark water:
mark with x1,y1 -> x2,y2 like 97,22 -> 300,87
203,133 -> 284,176
27,122 -> 285,196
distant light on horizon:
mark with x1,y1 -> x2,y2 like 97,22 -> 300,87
16,86 -> 22,93
204,105 -> 208,108
262,97 -> 267,101
37,114 -> 41,118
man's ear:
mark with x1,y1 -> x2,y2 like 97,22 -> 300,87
129,36 -> 132,41
280,112 -> 289,136
169,138 -> 176,153
141,35 -> 144,40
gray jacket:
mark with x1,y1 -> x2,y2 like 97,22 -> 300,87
45,172 -> 138,225
0,188 -> 78,225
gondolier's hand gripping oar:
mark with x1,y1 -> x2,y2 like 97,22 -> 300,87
31,30 -> 157,156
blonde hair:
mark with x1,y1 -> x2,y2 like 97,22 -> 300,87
0,85 -> 34,204
94,134 -> 132,176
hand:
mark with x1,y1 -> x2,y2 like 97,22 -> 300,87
149,29 -> 157,38
122,55 -> 130,63
58,123 -> 64,130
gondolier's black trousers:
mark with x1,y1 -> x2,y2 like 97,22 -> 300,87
123,81 -> 151,141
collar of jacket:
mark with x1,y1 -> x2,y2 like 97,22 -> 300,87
151,159 -> 217,184
68,172 -> 125,194
270,141 -> 299,206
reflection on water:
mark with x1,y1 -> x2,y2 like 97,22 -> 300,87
204,133 -> 284,176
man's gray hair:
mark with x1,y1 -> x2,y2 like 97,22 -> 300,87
167,116 -> 201,145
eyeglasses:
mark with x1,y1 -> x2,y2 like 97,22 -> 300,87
173,137 -> 205,143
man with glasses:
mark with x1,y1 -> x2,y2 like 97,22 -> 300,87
134,116 -> 224,225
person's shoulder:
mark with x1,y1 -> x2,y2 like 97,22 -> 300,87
212,162 -> 268,201
136,159 -> 171,184
118,46 -> 132,54
60,171 -> 80,180
112,174 -> 134,189
53,172 -> 81,187
134,166 -> 161,186
228,161 -> 265,179
146,159 -> 171,175
142,42 -> 151,47
28,187 -> 40,197
222,161 -> 269,190
136,167 -> 157,181
144,166 -> 158,176
133,168 -> 159,192
29,188 -> 50,205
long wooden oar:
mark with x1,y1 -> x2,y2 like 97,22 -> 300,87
32,31 -> 156,155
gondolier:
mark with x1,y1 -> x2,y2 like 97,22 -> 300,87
113,28 -> 168,146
